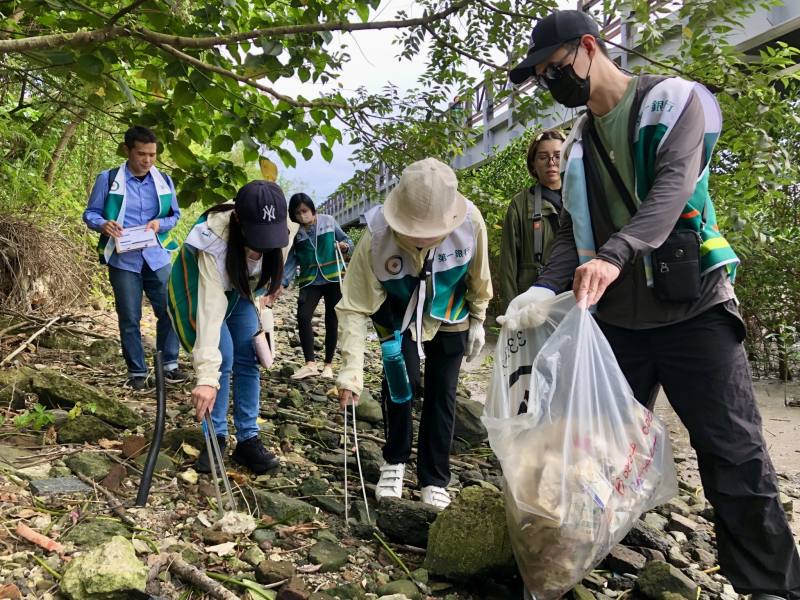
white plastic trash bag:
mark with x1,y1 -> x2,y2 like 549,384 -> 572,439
483,292 -> 678,600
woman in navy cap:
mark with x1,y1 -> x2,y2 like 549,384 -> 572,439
168,180 -> 289,474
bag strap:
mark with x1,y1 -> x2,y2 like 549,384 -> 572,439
586,118 -> 638,218
106,167 -> 119,198
399,249 -> 434,361
532,184 -> 544,264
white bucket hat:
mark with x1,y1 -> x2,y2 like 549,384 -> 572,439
383,158 -> 468,239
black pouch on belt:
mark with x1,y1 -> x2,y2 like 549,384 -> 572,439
651,230 -> 702,303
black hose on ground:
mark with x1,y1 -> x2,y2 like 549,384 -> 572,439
135,351 -> 166,507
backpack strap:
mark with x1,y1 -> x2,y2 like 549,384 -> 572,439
106,167 -> 119,199
532,184 -> 544,264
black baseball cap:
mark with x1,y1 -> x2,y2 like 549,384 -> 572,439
234,180 -> 289,249
509,10 -> 600,85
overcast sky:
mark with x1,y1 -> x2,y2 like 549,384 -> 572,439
271,0 -> 576,202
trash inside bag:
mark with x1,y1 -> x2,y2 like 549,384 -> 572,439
483,293 -> 678,600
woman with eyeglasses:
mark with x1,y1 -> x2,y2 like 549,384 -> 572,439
498,129 -> 566,312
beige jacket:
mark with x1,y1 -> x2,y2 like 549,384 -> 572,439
335,202 -> 492,396
193,208 -> 298,388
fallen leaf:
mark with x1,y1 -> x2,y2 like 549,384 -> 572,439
179,468 -> 199,485
98,438 -> 122,450
196,511 -> 213,528
206,541 -> 236,556
217,511 -> 257,536
0,583 -> 22,599
296,563 -> 322,573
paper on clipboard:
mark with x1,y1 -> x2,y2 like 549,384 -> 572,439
114,225 -> 160,254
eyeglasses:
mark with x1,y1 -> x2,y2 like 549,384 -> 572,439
535,153 -> 561,165
535,44 -> 580,88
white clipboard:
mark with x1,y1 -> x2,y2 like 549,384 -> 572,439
114,225 -> 159,254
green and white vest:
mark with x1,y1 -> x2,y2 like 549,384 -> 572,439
365,203 -> 475,339
97,164 -> 177,264
167,212 -> 242,352
293,214 -> 343,287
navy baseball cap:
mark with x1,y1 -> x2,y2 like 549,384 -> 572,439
234,181 -> 289,249
510,10 -> 600,85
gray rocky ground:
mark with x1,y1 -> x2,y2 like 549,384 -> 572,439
0,288 -> 797,600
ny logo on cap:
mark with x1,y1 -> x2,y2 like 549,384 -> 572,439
262,205 -> 276,222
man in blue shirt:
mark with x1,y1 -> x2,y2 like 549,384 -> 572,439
83,126 -> 188,390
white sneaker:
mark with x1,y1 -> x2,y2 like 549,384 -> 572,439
291,364 -> 319,380
421,485 -> 451,509
375,462 -> 405,501
320,365 -> 334,379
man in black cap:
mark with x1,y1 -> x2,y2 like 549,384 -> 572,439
168,181 -> 289,474
501,10 -> 800,600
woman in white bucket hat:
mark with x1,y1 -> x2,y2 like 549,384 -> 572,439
335,157 -> 492,509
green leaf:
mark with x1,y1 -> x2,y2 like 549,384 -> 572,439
76,55 -> 104,79
172,81 -> 195,106
355,3 -> 370,22
276,147 -> 296,168
301,147 -> 313,160
320,143 -> 333,162
211,134 -> 234,153
168,140 -> 196,170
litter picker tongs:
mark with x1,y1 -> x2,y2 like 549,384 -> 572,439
203,414 -> 235,518
343,402 -> 371,527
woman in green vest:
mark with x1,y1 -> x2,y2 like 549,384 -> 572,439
168,181 -> 289,474
498,129 -> 565,313
279,193 -> 353,380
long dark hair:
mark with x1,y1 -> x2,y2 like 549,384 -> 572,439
288,193 -> 315,224
203,204 -> 284,298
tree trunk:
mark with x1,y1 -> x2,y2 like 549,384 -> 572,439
44,115 -> 82,187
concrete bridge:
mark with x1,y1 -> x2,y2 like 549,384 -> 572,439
319,0 -> 800,227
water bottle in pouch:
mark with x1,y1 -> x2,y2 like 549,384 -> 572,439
381,331 -> 413,404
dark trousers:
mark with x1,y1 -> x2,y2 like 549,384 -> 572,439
381,329 -> 468,488
598,304 -> 800,599
296,282 -> 341,364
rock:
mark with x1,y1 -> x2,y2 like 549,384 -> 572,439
133,451 -> 176,475
665,498 -> 692,517
633,547 -> 666,563
256,559 -> 296,585
603,545 -> 646,574
666,545 -> 691,569
377,580 -> 420,600
780,492 -> 794,519
668,513 -> 697,535
424,487 -> 515,579
0,584 -> 22,599
279,423 -> 301,440
691,547 -> 715,568
280,388 -> 304,409
29,477 -> 92,496
324,583 -> 366,600
355,389 -> 382,424
65,452 -> 114,481
375,497 -> 439,547
622,521 -> 673,555
0,367 -> 33,409
60,536 -> 147,599
30,369 -> 141,429
62,519 -> 130,546
85,339 -> 120,364
254,491 -> 318,524
571,584 -> 595,600
643,512 -> 668,531
308,540 -> 349,572
161,426 -> 205,451
452,396 -> 486,447
57,415 -> 119,444
635,561 -> 699,600
278,577 -> 310,600
100,463 -> 128,492
378,595 -> 413,600
300,476 -> 329,496
39,331 -> 87,350
242,545 -> 266,566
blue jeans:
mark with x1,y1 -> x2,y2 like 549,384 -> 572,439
108,264 -> 179,378
208,298 -> 260,443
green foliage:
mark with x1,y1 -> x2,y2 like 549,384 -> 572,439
14,404 -> 55,431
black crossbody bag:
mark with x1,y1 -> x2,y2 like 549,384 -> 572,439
586,119 -> 702,303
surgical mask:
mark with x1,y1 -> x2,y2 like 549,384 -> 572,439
539,48 -> 592,108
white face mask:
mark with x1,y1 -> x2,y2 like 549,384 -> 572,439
247,255 -> 261,277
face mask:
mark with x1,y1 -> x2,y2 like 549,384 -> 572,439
547,63 -> 591,108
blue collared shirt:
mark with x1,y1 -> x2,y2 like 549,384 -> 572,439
83,164 -> 180,273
